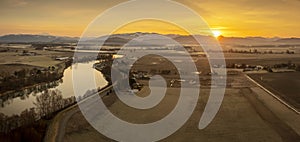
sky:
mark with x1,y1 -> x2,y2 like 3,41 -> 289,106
0,0 -> 299,37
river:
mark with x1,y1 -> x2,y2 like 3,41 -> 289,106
0,62 -> 108,116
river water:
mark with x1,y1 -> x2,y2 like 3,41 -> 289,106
0,62 -> 108,116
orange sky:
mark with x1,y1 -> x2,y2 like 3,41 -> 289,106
0,0 -> 299,37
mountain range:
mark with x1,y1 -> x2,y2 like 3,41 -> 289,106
0,34 -> 78,43
0,33 -> 299,47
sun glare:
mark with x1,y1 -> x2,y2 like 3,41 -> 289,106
212,30 -> 222,38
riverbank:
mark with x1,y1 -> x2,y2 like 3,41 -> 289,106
0,59 -> 72,96
42,59 -> 112,142
0,91 -> 77,141
0,60 -> 110,142
44,85 -> 113,142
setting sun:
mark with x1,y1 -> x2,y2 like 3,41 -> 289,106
212,30 -> 222,38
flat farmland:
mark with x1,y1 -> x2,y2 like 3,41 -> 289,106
0,48 -> 74,68
249,72 -> 300,111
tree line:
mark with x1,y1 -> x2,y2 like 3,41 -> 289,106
0,60 -> 72,94
0,89 -> 76,133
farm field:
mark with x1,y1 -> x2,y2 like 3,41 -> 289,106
249,72 -> 300,111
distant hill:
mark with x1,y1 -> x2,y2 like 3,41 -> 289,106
218,36 -> 300,47
1,33 -> 299,47
275,38 -> 300,43
88,32 -> 177,46
0,34 -> 78,43
218,36 -> 275,46
51,36 -> 79,43
173,35 -> 197,44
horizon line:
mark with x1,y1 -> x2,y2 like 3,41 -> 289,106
0,32 -> 299,39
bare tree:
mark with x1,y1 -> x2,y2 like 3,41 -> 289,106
34,89 -> 63,118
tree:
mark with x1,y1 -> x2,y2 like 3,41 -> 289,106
254,49 -> 258,53
22,50 -> 28,54
14,69 -> 26,78
20,108 -> 36,126
34,90 -> 63,118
